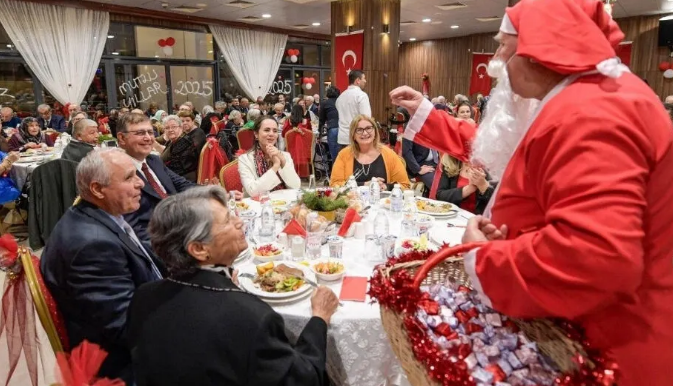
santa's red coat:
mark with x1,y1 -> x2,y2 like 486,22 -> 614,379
404,72 -> 673,386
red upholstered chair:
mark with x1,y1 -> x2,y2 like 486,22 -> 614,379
219,160 -> 243,193
197,137 -> 229,184
236,129 -> 255,152
284,129 -> 314,178
391,112 -> 405,156
45,131 -> 60,144
209,116 -> 226,136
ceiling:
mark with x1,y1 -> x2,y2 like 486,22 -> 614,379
89,0 -> 673,42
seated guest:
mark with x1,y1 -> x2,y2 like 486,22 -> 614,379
154,115 -> 197,182
214,100 -> 227,116
66,111 -> 88,135
238,116 -> 301,197
36,104 -> 66,132
272,102 -> 287,124
242,108 -> 261,129
199,105 -> 222,135
129,186 -> 338,386
151,110 -> 167,136
278,94 -> 291,113
434,154 -> 494,215
455,101 -> 475,124
116,113 -> 194,242
331,115 -> 410,190
239,97 -> 250,116
282,105 -> 311,138
61,119 -> 99,163
1,106 -> 21,130
225,98 -> 241,115
218,110 -> 243,156
40,149 -> 165,384
9,117 -> 55,152
402,137 -> 437,192
0,150 -> 21,203
178,111 -> 206,180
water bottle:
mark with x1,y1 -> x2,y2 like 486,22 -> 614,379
347,175 -> 358,191
370,177 -> 381,206
390,184 -> 403,213
401,193 -> 418,238
373,209 -> 389,242
259,200 -> 275,242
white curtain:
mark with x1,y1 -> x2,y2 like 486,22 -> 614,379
0,0 -> 109,105
210,25 -> 287,100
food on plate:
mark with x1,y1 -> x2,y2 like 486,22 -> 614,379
273,206 -> 286,214
289,204 -> 329,230
253,263 -> 305,293
236,201 -> 249,210
416,199 -> 453,214
313,261 -> 344,275
253,244 -> 283,257
272,200 -> 287,206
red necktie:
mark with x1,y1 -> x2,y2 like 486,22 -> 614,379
141,162 -> 168,199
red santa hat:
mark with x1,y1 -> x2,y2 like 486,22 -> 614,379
499,0 -> 628,78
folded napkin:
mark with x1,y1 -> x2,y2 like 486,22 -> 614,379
338,208 -> 362,237
282,218 -> 307,238
339,276 -> 368,302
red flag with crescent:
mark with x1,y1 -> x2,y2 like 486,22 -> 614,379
469,53 -> 493,97
334,31 -> 364,91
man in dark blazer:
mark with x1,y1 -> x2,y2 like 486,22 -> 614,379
41,149 -> 166,384
402,137 -> 437,190
37,104 -> 66,132
116,113 -> 194,242
61,119 -> 99,163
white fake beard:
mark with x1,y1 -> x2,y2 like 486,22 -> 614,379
471,60 -> 540,181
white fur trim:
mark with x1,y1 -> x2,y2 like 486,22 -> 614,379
500,14 -> 518,35
403,98 -> 434,142
463,248 -> 493,308
596,57 -> 630,78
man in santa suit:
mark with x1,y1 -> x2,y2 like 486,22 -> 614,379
390,0 -> 673,385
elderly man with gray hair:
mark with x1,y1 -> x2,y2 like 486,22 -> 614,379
61,118 -> 100,163
41,148 -> 165,384
36,103 -> 66,132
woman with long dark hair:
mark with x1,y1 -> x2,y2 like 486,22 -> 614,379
281,104 -> 311,138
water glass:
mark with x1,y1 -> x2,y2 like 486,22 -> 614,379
381,235 -> 397,259
365,235 -> 382,262
416,216 -> 433,238
291,236 -> 305,261
326,235 -> 344,259
307,174 -> 316,192
239,210 -> 257,242
305,230 -> 323,260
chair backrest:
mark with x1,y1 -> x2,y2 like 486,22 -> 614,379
219,159 -> 243,193
236,129 -> 255,152
18,246 -> 69,353
197,137 -> 229,184
284,129 -> 314,178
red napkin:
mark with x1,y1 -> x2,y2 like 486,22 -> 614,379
338,208 -> 362,237
339,276 -> 368,302
282,218 -> 307,238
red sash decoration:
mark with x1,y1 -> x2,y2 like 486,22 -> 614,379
469,53 -> 493,97
334,31 -> 364,91
198,137 -> 228,184
56,341 -> 124,386
285,129 -> 313,178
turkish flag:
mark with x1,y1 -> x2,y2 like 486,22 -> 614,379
334,31 -> 364,91
615,42 -> 632,66
469,53 -> 493,97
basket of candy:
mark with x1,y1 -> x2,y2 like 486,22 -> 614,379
369,243 -> 618,386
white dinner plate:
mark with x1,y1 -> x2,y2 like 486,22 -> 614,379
238,261 -> 315,299
260,288 -> 313,305
15,157 -> 44,164
415,198 -> 458,218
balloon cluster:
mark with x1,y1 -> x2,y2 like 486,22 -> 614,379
302,77 -> 316,90
285,49 -> 301,63
158,37 -> 176,56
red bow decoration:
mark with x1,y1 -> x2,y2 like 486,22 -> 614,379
158,37 -> 176,47
55,341 -> 125,386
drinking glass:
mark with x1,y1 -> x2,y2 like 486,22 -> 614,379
305,230 -> 323,260
365,235 -> 382,262
326,235 -> 344,259
307,174 -> 316,192
381,235 -> 397,260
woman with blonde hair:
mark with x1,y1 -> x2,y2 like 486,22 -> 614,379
330,115 -> 409,190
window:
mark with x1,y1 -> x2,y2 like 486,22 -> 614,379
115,64 -> 169,112
284,44 -> 320,66
218,58 -> 246,100
320,45 -> 331,67
0,23 -> 17,55
105,23 -> 136,57
0,62 -> 37,117
135,26 -> 213,60
170,65 -> 214,114
294,70 -> 320,99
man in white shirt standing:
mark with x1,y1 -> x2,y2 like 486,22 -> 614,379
335,70 -> 371,151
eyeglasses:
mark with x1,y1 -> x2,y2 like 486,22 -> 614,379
126,130 -> 154,137
164,125 -> 180,131
355,126 -> 375,135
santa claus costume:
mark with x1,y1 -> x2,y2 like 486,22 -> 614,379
399,1 -> 673,385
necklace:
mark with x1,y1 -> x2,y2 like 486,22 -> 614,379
361,162 -> 371,176
167,277 -> 245,293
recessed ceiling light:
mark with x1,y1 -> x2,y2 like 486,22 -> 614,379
661,15 -> 673,20
112,52 -> 120,55
262,13 -> 271,18
422,18 -> 431,23
208,50 -> 213,53
154,55 -> 159,58
107,35 -> 114,38
6,44 -> 12,48
312,22 -> 321,26
410,38 -> 416,41
450,25 -> 459,29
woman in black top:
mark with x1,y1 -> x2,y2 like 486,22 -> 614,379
319,87 -> 340,162
434,153 -> 495,215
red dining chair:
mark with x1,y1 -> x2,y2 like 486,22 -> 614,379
219,159 -> 243,193
197,137 -> 228,184
284,129 -> 314,178
236,129 -> 255,152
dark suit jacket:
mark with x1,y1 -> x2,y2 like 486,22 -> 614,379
436,172 -> 495,215
40,200 -> 166,384
129,270 -> 329,386
124,154 -> 194,243
37,114 -> 66,132
402,138 -> 435,176
61,140 -> 95,163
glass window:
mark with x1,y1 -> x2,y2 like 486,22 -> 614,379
268,69 -> 293,99
83,65 -> 108,112
115,64 -> 169,112
105,23 -> 136,57
170,66 -> 214,113
293,70 -> 320,99
218,58 -> 246,100
0,23 -> 17,55
135,26 -> 214,60
302,45 -> 319,66
320,45 -> 331,67
0,61 -> 37,117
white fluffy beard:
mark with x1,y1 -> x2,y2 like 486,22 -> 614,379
471,60 -> 540,182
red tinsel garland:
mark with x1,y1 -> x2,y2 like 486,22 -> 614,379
369,248 -> 619,386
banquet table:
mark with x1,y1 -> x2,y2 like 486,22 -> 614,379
10,152 -> 61,191
236,189 -> 473,386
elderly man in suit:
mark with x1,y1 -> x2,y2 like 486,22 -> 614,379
36,104 -> 66,132
61,118 -> 99,163
40,148 -> 165,384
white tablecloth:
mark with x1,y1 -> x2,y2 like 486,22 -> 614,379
10,153 -> 60,191
238,190 -> 473,386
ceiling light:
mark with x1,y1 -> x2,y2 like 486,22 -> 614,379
154,55 -> 159,58
112,52 -> 120,55
312,22 -> 321,26
422,18 -> 431,23
107,35 -> 114,38
6,44 -> 12,48
661,15 -> 673,20
262,13 -> 271,18
410,38 -> 416,41
450,25 -> 459,29
208,50 -> 213,53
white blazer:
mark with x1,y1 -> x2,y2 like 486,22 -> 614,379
237,150 -> 301,197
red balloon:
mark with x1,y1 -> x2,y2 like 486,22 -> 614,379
158,39 -> 166,47
166,37 -> 175,46
659,61 -> 671,72
302,77 -> 309,84
308,78 -> 316,84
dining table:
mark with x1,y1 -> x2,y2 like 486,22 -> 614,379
10,150 -> 62,191
235,189 -> 474,386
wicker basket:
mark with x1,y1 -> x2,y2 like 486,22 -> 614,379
376,243 -> 591,386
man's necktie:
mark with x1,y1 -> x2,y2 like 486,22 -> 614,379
141,162 -> 168,199
121,221 -> 163,280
